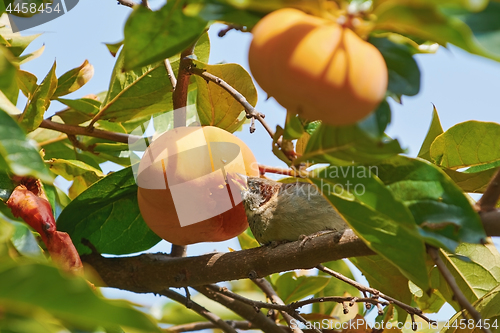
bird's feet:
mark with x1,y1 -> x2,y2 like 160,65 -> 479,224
298,230 -> 337,249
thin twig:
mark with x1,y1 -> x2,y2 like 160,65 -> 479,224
218,25 -> 247,37
164,59 -> 177,90
40,118 -> 138,144
476,168 -> 500,212
316,264 -> 436,325
189,66 -> 275,139
117,0 -> 136,7
159,289 -> 238,333
38,134 -> 68,147
252,278 -> 303,333
194,286 -> 284,333
141,0 -> 150,9
428,247 -> 491,333
166,321 -> 261,333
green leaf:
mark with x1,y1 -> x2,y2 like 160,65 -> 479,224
105,40 -> 123,57
444,166 -> 497,193
47,159 -> 104,199
435,244 -> 500,309
314,260 -> 361,315
0,171 -> 16,202
275,271 -> 330,303
283,112 -> 306,141
57,166 -> 161,255
193,60 -> 257,133
376,156 -> 486,251
184,2 -> 262,28
19,61 -> 58,132
56,97 -> 101,125
0,28 -> 40,57
0,45 -> 19,104
294,122 -> 404,166
374,3 -> 498,61
99,32 -> 209,125
52,60 -> 94,99
237,227 -> 259,250
459,1 -> 500,59
0,109 -> 52,182
357,100 -> 392,140
16,70 -> 38,98
370,36 -> 421,99
17,44 -> 45,65
0,90 -> 21,115
350,255 -> 411,323
9,221 -> 44,259
430,121 -> 500,169
0,261 -> 160,332
123,1 -> 207,70
418,106 -> 443,162
409,280 -> 446,314
443,284 -> 500,333
308,166 -> 429,290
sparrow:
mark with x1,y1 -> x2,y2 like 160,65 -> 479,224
230,174 -> 348,245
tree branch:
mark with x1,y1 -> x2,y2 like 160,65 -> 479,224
159,288 -> 238,333
81,215 -> 500,293
173,45 -> 196,127
252,278 -> 303,333
194,286 -> 285,333
166,321 -> 264,333
316,264 -> 435,325
189,66 -> 275,138
476,168 -> 500,212
428,247 -> 491,333
40,118 -> 138,144
82,230 -> 370,290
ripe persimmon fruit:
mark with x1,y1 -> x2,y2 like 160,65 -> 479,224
248,8 -> 388,125
137,126 -> 259,245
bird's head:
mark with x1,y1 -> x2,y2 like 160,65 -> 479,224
228,174 -> 281,212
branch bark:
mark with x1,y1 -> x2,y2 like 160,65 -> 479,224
82,229 -> 370,291
160,289 -> 238,333
476,168 -> 500,212
428,247 -> 491,333
40,118 -> 138,144
194,285 -> 285,333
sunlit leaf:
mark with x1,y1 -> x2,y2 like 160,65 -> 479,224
16,70 -> 38,98
376,156 -> 486,251
294,122 -> 403,166
275,271 -> 330,303
0,109 -> 52,182
0,261 -> 160,332
123,1 -> 207,69
308,166 -> 429,290
98,35 -> 208,123
350,255 -> 411,323
52,60 -> 94,99
57,166 -> 161,255
19,61 -> 57,132
430,121 -> 500,169
418,106 -> 443,162
193,60 -> 257,132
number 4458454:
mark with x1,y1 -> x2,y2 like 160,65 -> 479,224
6,2 -> 61,14
444,319 -> 498,330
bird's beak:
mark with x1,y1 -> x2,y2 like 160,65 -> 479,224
227,173 -> 248,192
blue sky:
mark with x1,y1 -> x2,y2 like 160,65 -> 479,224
12,0 -> 500,324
